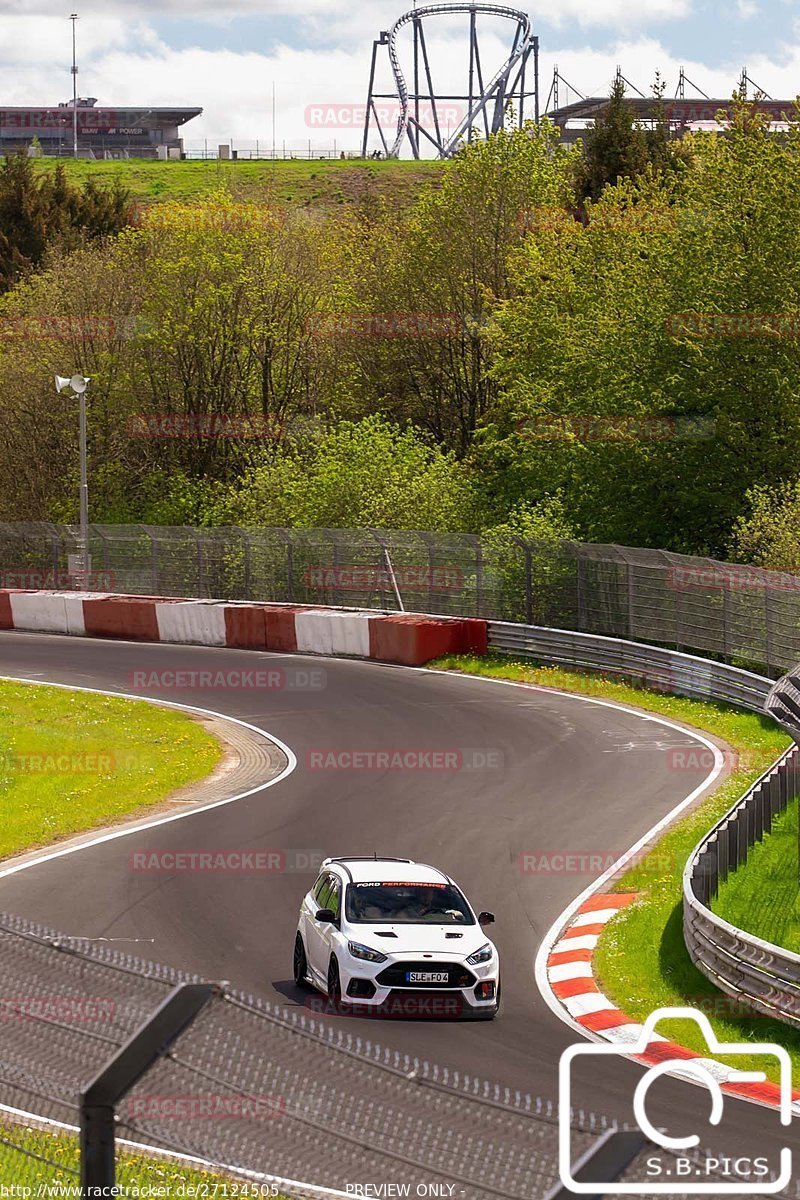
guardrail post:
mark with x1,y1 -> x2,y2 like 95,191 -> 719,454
80,982 -> 216,1198
576,555 -> 586,630
543,1130 -> 652,1199
718,821 -> 729,884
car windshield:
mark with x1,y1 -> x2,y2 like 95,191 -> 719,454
345,881 -> 475,925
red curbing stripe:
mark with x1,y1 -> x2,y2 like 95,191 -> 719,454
548,948 -> 594,967
577,1008 -> 633,1033
722,1080 -> 800,1106
551,977 -> 600,1001
578,892 -> 637,915
635,1041 -> 701,1066
562,922 -> 606,939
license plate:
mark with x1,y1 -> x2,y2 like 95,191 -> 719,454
407,971 -> 449,983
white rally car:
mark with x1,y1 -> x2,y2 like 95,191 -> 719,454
293,856 -> 500,1019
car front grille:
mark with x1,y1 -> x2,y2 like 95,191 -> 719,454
376,961 -> 475,989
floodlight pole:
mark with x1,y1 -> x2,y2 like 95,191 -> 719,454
56,374 -> 91,583
71,14 -> 79,159
78,383 -> 89,579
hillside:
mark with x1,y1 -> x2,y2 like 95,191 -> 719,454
32,157 -> 443,211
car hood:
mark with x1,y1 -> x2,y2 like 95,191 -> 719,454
348,925 -> 491,957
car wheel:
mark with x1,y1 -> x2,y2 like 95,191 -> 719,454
327,955 -> 342,1011
293,933 -> 309,988
493,978 -> 501,1018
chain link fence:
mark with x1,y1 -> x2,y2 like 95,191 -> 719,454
2,912 -> 798,1200
1,522 -> 800,676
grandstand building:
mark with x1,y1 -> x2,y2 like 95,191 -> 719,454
548,95 -> 796,146
0,98 -> 202,159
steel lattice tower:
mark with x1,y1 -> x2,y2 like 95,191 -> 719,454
362,3 -> 539,159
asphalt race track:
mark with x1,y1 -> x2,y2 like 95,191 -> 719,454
0,632 -> 790,1178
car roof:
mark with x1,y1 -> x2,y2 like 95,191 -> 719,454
325,857 -> 451,885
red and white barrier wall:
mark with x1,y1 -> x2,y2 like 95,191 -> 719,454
0,592 -> 487,668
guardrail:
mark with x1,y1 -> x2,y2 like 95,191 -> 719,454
488,621 -> 800,1029
488,622 -> 772,713
683,747 -> 800,1027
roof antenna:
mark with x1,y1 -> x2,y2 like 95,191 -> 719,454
373,851 -> 378,860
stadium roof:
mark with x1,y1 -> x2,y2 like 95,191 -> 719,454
0,107 -> 202,132
547,96 -> 796,128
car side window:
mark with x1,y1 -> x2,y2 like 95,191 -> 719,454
313,874 -> 329,906
328,876 -> 342,919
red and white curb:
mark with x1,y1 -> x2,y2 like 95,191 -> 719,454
546,892 -> 800,1113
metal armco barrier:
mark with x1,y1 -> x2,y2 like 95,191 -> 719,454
488,622 -> 772,713
683,747 -> 800,1027
487,621 -> 800,1030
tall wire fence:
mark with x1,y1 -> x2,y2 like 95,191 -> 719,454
1,912 -> 797,1199
1,521 -> 799,676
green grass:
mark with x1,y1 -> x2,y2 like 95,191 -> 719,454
0,1119 -> 261,1192
431,654 -> 800,1081
33,157 -> 442,210
0,680 -> 222,859
714,797 -> 800,952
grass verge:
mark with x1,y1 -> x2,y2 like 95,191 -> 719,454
430,653 -> 800,1082
0,679 -> 222,860
0,1118 -> 273,1193
714,796 -> 800,952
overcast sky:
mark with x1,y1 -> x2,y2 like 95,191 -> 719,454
1,1 -> 797,154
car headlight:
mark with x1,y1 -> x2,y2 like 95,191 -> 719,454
467,942 -> 493,965
347,940 -> 388,964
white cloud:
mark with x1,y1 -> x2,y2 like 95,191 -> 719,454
0,13 -> 799,157
735,0 -> 758,16
539,0 -> 692,30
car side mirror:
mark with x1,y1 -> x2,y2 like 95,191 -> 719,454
315,908 -> 337,923
478,911 -> 496,927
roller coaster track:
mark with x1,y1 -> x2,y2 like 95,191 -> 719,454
363,3 -> 539,160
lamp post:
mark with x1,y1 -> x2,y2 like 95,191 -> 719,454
70,13 -> 79,159
55,374 -> 91,585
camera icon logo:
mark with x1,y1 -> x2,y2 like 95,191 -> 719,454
558,1007 -> 793,1194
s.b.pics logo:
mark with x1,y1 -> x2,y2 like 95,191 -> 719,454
558,1008 -> 792,1194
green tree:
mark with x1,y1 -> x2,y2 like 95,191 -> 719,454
0,155 -> 132,291
480,97 -> 800,554
579,75 -> 678,203
216,415 -> 477,531
730,481 -> 800,573
348,122 -> 579,453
